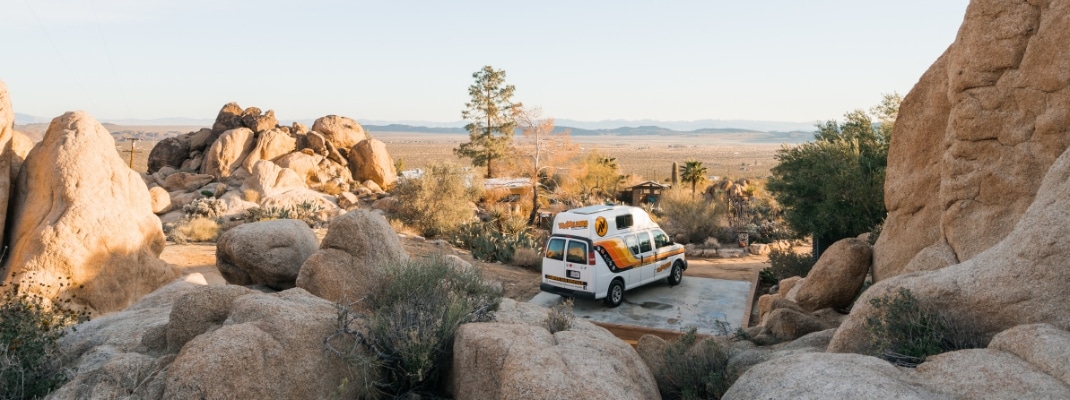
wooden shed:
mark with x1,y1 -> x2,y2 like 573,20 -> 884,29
625,181 -> 669,207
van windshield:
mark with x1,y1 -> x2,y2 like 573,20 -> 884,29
546,238 -> 565,260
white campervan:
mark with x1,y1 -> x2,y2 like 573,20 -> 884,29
540,205 -> 687,307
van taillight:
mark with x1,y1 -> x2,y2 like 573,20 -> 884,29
588,249 -> 596,265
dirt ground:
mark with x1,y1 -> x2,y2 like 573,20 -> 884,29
159,234 -> 773,302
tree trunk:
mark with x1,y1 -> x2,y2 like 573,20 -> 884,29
528,179 -> 539,225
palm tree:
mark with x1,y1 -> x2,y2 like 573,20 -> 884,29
679,159 -> 708,198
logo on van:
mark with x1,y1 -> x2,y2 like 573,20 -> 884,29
595,216 -> 608,237
558,220 -> 588,230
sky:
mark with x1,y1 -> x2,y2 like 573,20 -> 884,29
2,0 -> 970,126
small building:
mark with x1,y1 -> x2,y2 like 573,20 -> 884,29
624,181 -> 669,207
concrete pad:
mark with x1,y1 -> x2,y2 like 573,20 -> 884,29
530,277 -> 751,336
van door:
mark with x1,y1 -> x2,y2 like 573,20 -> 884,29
623,234 -> 643,288
637,231 -> 656,282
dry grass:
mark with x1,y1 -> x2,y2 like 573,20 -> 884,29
510,247 -> 543,271
378,132 -> 785,182
242,189 -> 261,203
172,217 -> 221,243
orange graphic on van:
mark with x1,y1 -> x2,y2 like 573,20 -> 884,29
558,220 -> 589,230
595,216 -> 608,237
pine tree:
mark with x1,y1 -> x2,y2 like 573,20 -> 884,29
454,65 -> 520,178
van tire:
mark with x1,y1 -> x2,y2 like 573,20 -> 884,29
667,261 -> 684,286
604,279 -> 625,307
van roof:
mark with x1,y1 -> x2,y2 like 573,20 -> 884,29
568,204 -> 625,215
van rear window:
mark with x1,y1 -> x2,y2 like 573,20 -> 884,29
545,238 -> 565,260
566,241 -> 588,264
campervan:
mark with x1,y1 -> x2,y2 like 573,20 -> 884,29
540,205 -> 687,307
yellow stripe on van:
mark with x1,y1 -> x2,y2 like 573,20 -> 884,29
594,238 -> 643,269
655,248 -> 685,262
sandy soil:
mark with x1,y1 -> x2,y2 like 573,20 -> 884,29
159,235 -> 772,302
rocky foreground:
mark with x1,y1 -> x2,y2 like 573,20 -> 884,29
1,0 -> 1070,398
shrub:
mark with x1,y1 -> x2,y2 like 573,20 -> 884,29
328,257 -> 501,398
393,163 -> 479,238
660,327 -> 733,400
182,197 -> 227,219
452,211 -> 538,263
656,188 -> 723,244
762,247 -> 815,282
510,247 -> 543,271
243,200 -> 326,227
864,288 -> 986,367
0,283 -> 82,399
169,217 -> 221,243
544,298 -> 574,334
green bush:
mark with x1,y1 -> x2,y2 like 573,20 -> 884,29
452,210 -> 538,263
656,188 -> 723,244
660,327 -> 733,400
864,288 -> 986,367
544,299 -> 574,334
762,247 -> 815,283
330,257 -> 502,398
0,283 -> 83,400
393,163 -> 480,238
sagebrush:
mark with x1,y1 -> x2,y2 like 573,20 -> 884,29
544,299 -> 574,334
659,327 -> 734,400
393,163 -> 480,238
243,200 -> 326,227
0,283 -> 83,400
761,247 -> 815,283
656,188 -> 723,244
864,288 -> 986,367
328,257 -> 502,398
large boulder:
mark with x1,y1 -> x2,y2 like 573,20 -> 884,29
348,138 -> 397,190
875,0 -> 1070,280
147,135 -> 191,173
296,209 -> 407,304
311,115 -> 367,151
449,298 -> 661,400
216,219 -> 318,290
149,186 -> 173,214
240,128 -> 296,172
49,281 -> 369,399
988,323 -> 1070,386
0,111 -> 177,315
0,80 -> 16,248
793,238 -> 872,312
274,151 -> 353,187
241,107 -> 278,133
723,353 -> 944,399
241,160 -> 307,202
907,348 -> 1070,399
201,127 -> 255,179
212,102 -> 244,135
829,143 -> 1070,353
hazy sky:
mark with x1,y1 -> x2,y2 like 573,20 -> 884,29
3,0 -> 969,125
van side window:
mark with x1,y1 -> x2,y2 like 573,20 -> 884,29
625,235 -> 639,255
638,232 -> 652,253
616,214 -> 633,229
545,238 -> 565,260
566,241 -> 588,263
653,230 -> 671,248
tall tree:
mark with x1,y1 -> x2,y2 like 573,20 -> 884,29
455,65 -> 520,178
767,93 -> 900,257
514,106 -> 578,224
679,159 -> 708,197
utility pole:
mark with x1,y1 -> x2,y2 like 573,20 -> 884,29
120,138 -> 139,169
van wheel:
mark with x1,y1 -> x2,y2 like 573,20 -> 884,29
667,261 -> 684,286
604,279 -> 624,307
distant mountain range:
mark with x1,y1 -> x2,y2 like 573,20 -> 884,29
13,113 -> 817,143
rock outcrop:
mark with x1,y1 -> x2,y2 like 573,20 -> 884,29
793,238 -> 871,312
312,115 -> 367,151
216,219 -> 318,290
875,0 -> 1070,280
296,210 -> 407,305
830,142 -> 1070,353
0,80 -> 16,247
49,279 -> 369,399
348,138 -> 398,190
201,127 -> 255,179
449,298 -> 661,400
1,111 -> 177,315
